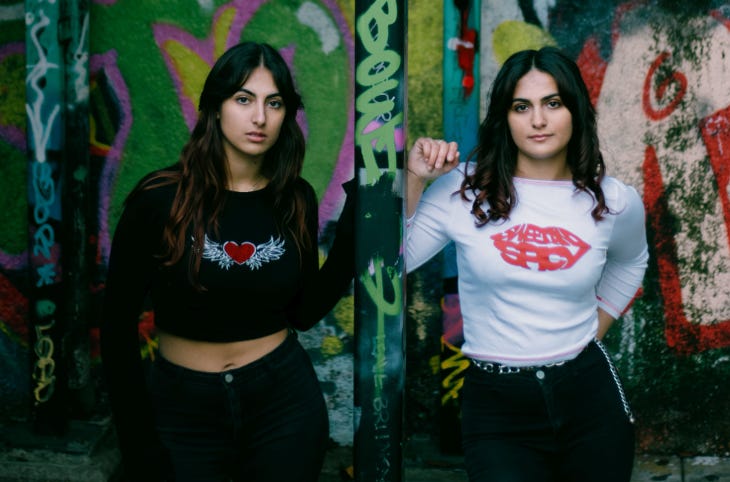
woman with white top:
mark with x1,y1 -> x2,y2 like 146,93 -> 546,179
406,46 -> 648,482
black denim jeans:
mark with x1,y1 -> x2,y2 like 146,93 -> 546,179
461,340 -> 635,482
149,333 -> 329,482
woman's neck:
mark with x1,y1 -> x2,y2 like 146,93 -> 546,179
514,158 -> 571,181
226,158 -> 267,192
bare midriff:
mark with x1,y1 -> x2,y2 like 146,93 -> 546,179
157,328 -> 288,372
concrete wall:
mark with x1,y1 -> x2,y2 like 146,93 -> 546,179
1,0 -> 729,456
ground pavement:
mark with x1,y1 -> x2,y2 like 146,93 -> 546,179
320,433 -> 730,482
1,418 -> 729,481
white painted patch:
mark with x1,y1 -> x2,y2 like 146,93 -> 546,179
691,456 -> 721,466
533,0 -> 556,29
0,3 -> 24,22
197,0 -> 214,12
296,1 -> 339,54
712,356 -> 730,368
480,0 -> 523,118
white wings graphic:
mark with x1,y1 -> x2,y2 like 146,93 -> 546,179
200,234 -> 285,270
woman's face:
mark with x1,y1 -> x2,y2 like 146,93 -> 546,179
219,66 -> 286,165
507,68 -> 573,178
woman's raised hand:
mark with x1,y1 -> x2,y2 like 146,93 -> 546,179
407,137 -> 460,181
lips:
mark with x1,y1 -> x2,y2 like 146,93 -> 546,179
246,132 -> 267,142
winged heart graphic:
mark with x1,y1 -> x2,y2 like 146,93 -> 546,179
200,235 -> 285,270
223,241 -> 256,264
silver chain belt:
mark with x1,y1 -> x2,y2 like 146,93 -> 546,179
470,358 -> 567,374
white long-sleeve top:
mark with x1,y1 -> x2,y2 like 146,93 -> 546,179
406,166 -> 649,366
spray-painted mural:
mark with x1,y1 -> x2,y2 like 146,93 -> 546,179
1,1 -> 32,418
406,0 -> 730,454
2,0 -> 730,461
1,0 -> 357,445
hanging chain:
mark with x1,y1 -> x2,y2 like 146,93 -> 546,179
594,339 -> 636,424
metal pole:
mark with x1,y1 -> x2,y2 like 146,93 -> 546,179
353,0 -> 407,480
439,0 -> 480,455
25,0 -> 69,433
59,0 -> 92,413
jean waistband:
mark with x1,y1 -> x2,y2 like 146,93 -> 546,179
469,341 -> 595,375
154,330 -> 298,381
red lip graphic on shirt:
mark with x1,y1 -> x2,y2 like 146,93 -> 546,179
223,241 -> 256,264
490,224 -> 590,271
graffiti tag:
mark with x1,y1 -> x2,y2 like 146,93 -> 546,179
355,0 -> 403,183
360,258 -> 402,481
440,339 -> 469,405
26,3 -> 62,404
32,317 -> 56,403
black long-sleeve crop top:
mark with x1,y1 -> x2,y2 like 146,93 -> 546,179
100,167 -> 354,479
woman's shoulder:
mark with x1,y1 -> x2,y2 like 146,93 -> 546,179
126,164 -> 180,208
293,175 -> 315,191
293,176 -> 317,202
600,175 -> 642,212
420,163 -> 468,203
429,163 -> 469,191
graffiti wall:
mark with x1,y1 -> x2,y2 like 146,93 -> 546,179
0,0 -> 357,445
1,0 -> 730,458
409,0 -> 730,454
0,1 -> 29,418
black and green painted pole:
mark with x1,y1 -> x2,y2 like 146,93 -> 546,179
59,0 -> 92,414
26,0 -> 68,433
25,0 -> 90,433
353,1 -> 407,481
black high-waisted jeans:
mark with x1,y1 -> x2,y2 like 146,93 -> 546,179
461,340 -> 635,482
150,332 -> 329,482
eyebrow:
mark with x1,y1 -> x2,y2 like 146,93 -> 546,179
512,93 -> 561,103
237,87 -> 283,100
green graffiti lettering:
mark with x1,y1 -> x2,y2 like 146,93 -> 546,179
360,259 -> 402,319
357,0 -> 398,54
355,0 -> 403,183
356,113 -> 403,182
356,51 -> 401,86
356,78 -> 397,114
360,258 -> 402,400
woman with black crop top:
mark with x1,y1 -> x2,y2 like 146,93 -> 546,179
100,42 -> 353,482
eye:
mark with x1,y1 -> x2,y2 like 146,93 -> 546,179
235,95 -> 251,105
546,99 -> 562,109
512,103 -> 529,113
268,98 -> 284,109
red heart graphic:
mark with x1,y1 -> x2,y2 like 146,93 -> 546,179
223,241 -> 256,264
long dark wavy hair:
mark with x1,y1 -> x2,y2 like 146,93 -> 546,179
129,41 -> 308,287
461,46 -> 607,226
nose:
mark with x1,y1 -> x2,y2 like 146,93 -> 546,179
531,107 -> 546,128
252,101 -> 266,126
